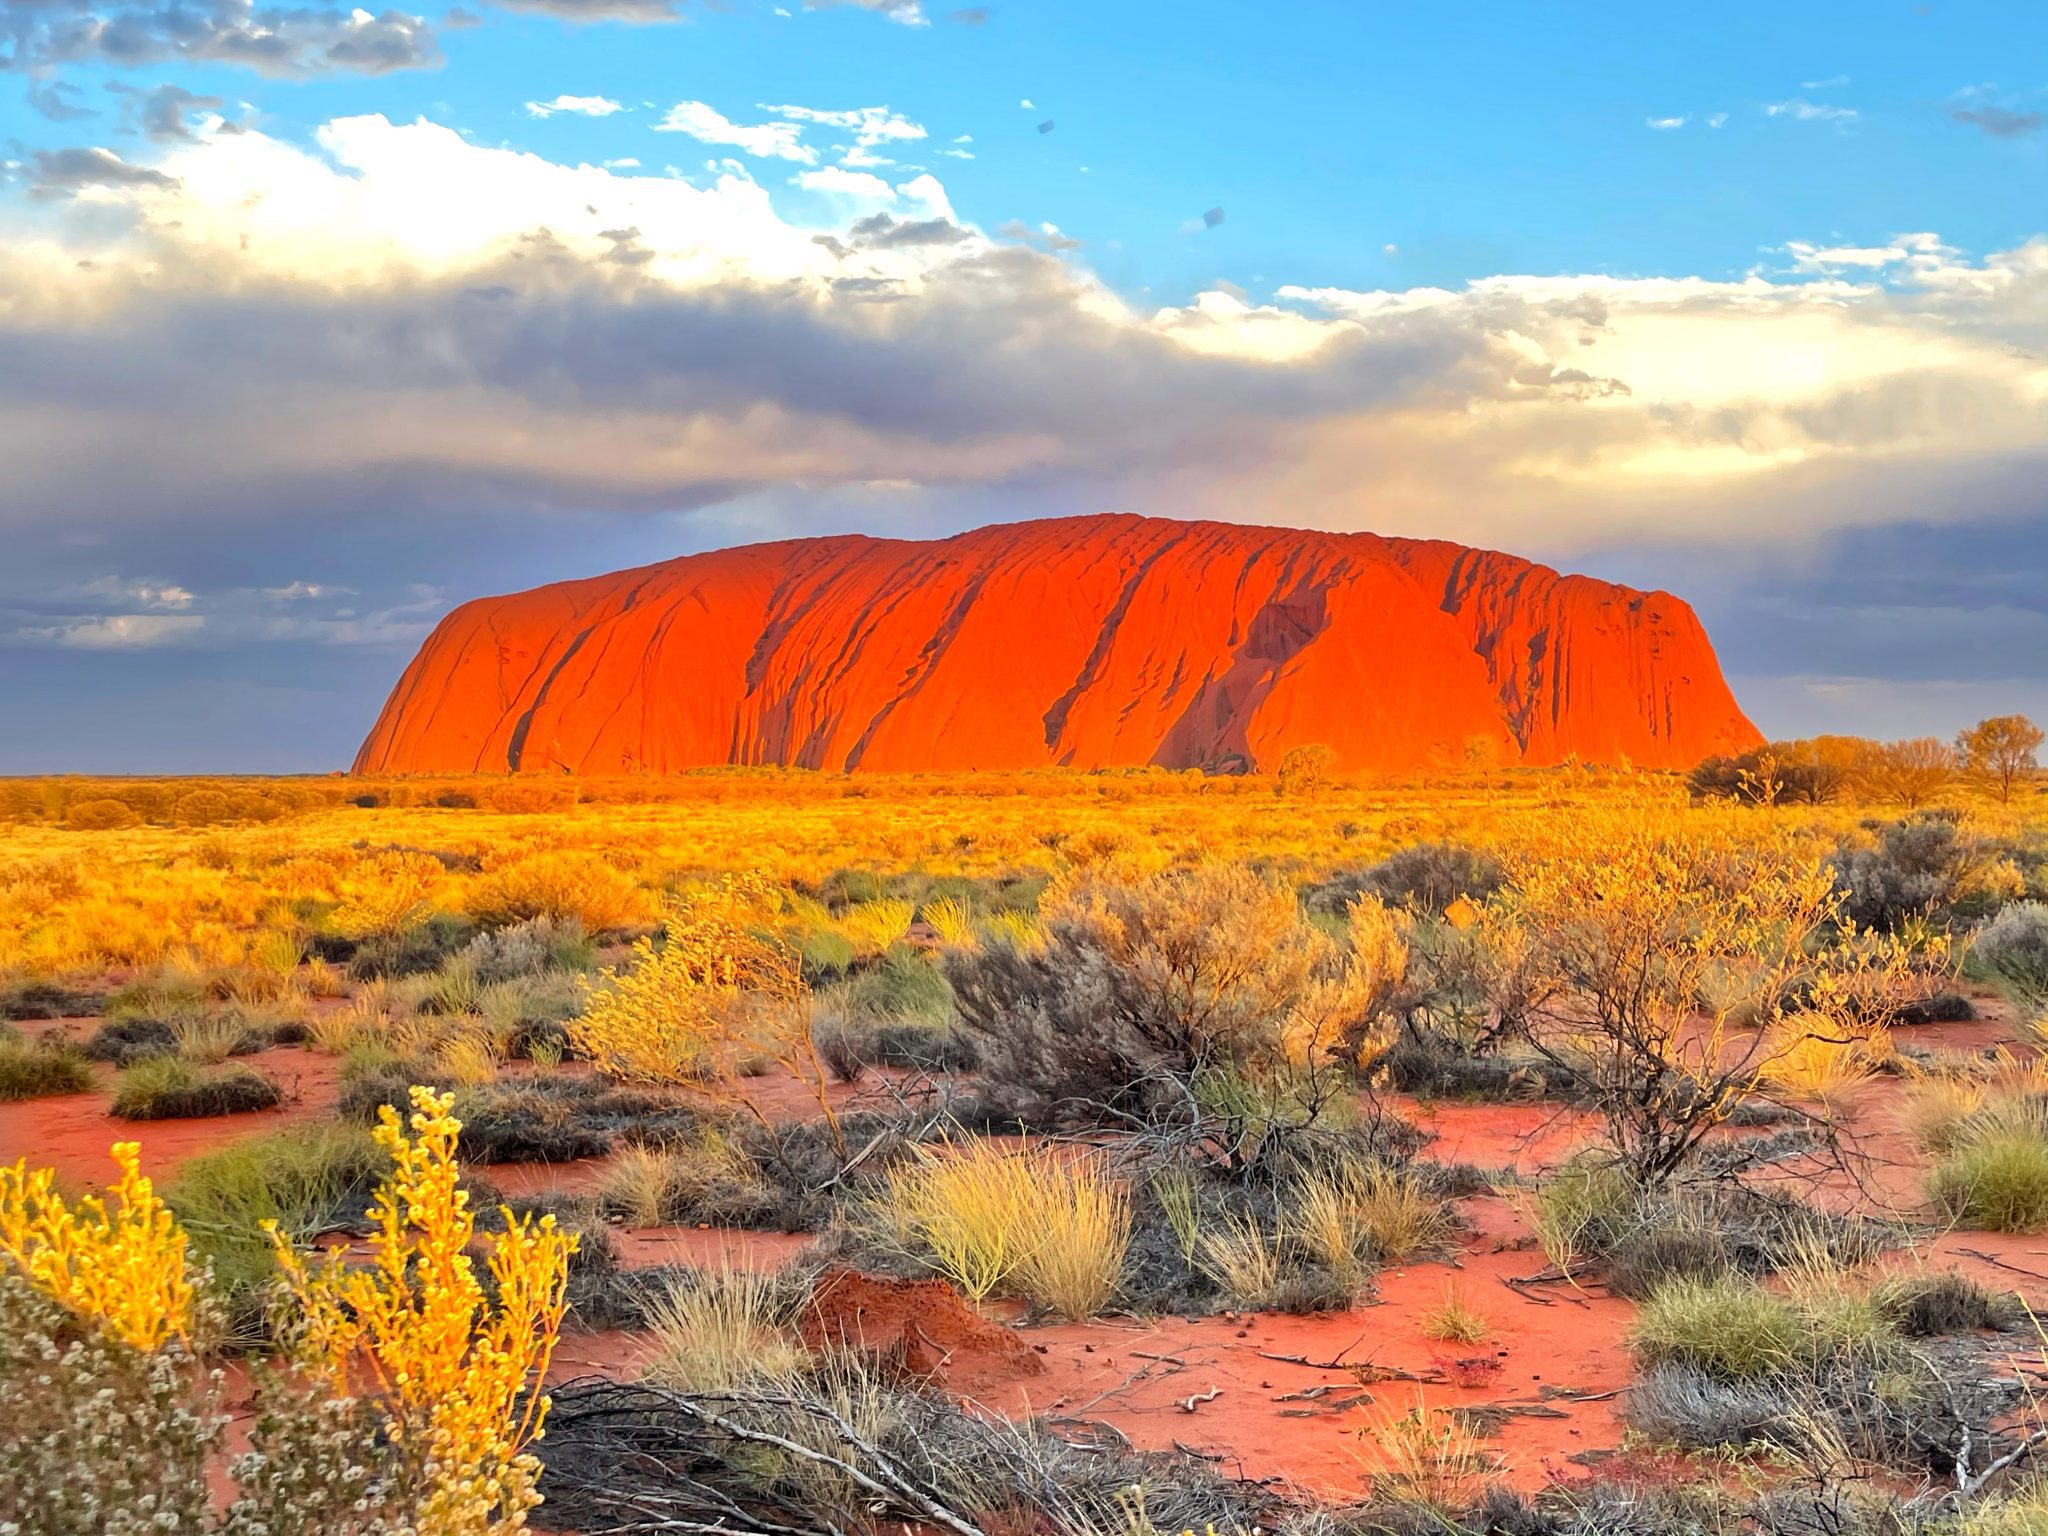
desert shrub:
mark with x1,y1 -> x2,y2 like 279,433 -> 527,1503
881,1140 -> 1130,1319
467,851 -> 647,933
273,1086 -> 576,1532
1972,900 -> 2048,1004
946,865 -> 1405,1130
0,1037 -> 94,1100
1928,1130 -> 2048,1231
64,795 -> 143,830
0,1274 -> 219,1536
1832,815 -> 1999,932
459,914 -> 594,983
1501,812 -> 1857,1182
111,1057 -> 283,1120
1321,841 -> 1504,916
0,1140 -> 196,1349
571,877 -> 806,1087
1630,1275 -> 1803,1381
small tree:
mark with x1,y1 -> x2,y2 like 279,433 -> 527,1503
1275,743 -> 1337,797
1957,714 -> 2044,804
1860,738 -> 1958,809
1500,811 -> 1843,1183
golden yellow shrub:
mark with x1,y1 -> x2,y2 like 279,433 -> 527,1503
0,1141 -> 193,1351
273,1086 -> 575,1536
466,850 -> 647,931
571,875 -> 803,1084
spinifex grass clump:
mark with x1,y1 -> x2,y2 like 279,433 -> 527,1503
882,1139 -> 1130,1320
0,1032 -> 94,1101
111,1055 -> 283,1119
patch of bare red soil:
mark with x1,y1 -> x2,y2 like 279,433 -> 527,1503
801,1268 -> 1046,1397
989,1192 -> 1632,1501
0,1044 -> 344,1185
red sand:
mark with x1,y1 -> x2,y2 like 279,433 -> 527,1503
981,1191 -> 1634,1499
354,513 -> 1759,776
0,1042 -> 345,1185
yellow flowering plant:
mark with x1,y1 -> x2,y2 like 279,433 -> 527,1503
0,1140 -> 193,1351
271,1085 -> 576,1536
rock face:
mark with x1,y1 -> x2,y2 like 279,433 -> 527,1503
355,514 -> 1761,775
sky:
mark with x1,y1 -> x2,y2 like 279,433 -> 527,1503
1,0 -> 2045,772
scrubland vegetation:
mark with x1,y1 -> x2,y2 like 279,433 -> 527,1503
9,734 -> 2048,1532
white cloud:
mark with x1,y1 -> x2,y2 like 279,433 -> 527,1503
82,576 -> 195,609
655,101 -> 816,162
1801,75 -> 1850,91
1767,99 -> 1858,124
1707,111 -> 1729,129
762,103 -> 926,150
21,614 -> 207,649
793,165 -> 896,199
1647,115 -> 1687,130
524,94 -> 625,119
1019,98 -> 1034,109
604,157 -> 642,169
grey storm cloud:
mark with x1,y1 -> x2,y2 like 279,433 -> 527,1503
109,81 -> 224,139
25,143 -> 175,195
847,211 -> 970,248
1949,104 -> 2044,138
0,241 -> 1500,518
0,0 -> 440,75
25,76 -> 94,119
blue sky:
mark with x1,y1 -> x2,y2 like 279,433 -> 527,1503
2,0 -> 2046,769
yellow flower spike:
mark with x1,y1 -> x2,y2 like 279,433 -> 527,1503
272,1084 -> 576,1535
0,1140 -> 193,1351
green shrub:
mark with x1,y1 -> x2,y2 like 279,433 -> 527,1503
800,928 -> 857,981
0,1038 -> 95,1101
846,947 -> 953,1023
1630,1275 -> 1802,1381
111,1057 -> 283,1120
168,1125 -> 388,1333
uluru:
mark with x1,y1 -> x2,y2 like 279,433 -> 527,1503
353,514 -> 1761,776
